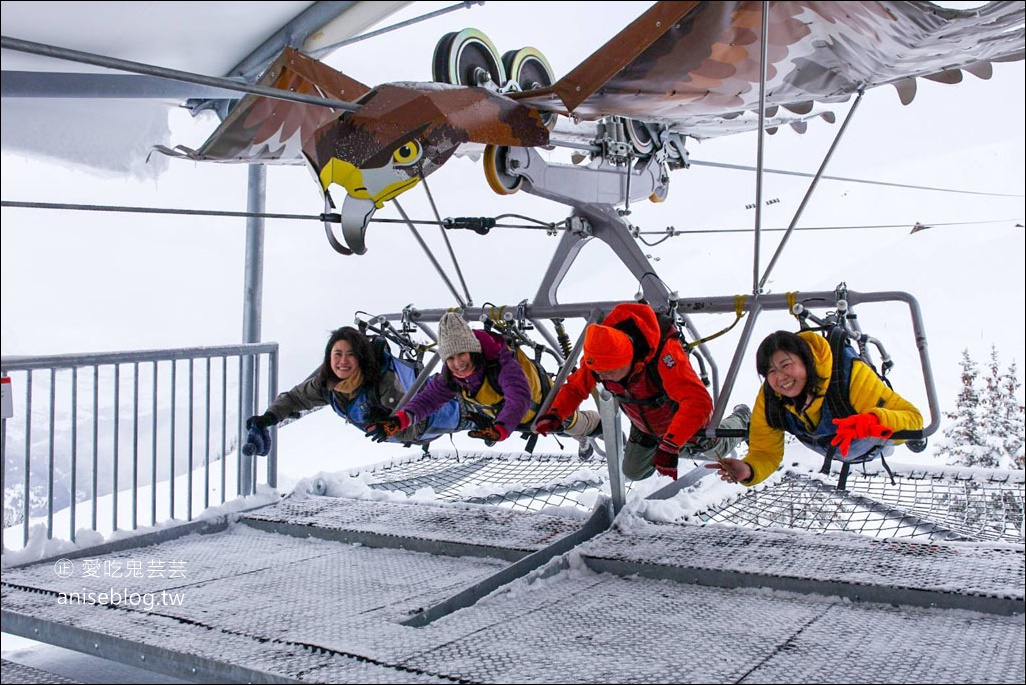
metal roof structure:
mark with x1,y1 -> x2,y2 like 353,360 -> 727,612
1,1 -> 410,174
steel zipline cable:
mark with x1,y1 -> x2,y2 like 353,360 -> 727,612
2,199 -> 1018,237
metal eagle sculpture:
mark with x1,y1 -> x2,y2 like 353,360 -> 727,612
156,1 -> 1025,254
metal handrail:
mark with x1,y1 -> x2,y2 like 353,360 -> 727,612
1,342 -> 278,551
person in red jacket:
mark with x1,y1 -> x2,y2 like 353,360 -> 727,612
535,303 -> 749,480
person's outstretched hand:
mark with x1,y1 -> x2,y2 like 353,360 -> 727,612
364,410 -> 411,443
704,457 -> 753,484
653,447 -> 679,480
468,423 -> 510,443
533,413 -> 563,436
243,414 -> 274,457
830,413 -> 893,456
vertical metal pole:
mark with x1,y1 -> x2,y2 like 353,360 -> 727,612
187,358 -> 194,520
112,364 -> 120,532
752,1 -> 770,295
151,361 -> 158,525
204,357 -> 211,509
236,356 -> 244,497
1,373 -> 7,535
221,355 -> 228,503
91,366 -> 98,531
23,370 -> 32,546
706,301 -> 764,435
267,349 -> 278,489
70,368 -> 77,542
47,369 -> 55,539
132,362 -> 139,530
240,164 -> 266,496
169,360 -> 176,519
252,355 -> 261,492
597,391 -> 626,515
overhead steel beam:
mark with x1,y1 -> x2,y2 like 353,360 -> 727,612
1,71 -> 236,99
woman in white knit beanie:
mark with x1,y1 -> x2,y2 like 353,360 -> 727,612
366,312 -> 601,452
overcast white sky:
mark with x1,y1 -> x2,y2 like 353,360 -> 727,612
1,0 -> 1023,474
2,4 -> 1024,680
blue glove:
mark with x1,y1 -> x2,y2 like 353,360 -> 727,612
242,414 -> 273,457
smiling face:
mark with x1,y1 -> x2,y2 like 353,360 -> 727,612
764,351 -> 808,399
446,352 -> 476,379
330,340 -> 360,380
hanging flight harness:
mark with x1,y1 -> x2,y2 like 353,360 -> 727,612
770,291 -> 926,489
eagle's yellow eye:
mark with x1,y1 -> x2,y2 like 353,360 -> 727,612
392,140 -> 422,166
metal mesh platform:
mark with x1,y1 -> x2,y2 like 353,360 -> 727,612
0,659 -> 82,684
240,495 -> 590,562
701,470 -> 1025,543
577,518 -> 1023,613
358,450 -> 608,511
4,453 -> 1025,683
356,452 -> 1026,544
3,499 -> 1023,684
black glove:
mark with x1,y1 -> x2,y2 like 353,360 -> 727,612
242,413 -> 274,457
364,411 -> 411,443
468,423 -> 510,444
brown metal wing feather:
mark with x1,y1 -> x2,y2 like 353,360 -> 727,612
516,1 -> 1025,139
158,47 -> 370,163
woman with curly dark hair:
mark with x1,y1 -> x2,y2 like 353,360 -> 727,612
242,326 -> 465,456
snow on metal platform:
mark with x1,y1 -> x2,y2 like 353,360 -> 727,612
0,659 -> 81,684
241,496 -> 587,560
2,496 -> 1024,683
576,521 -> 1024,614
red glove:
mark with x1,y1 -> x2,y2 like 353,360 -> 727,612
534,413 -> 564,436
654,438 -> 680,480
364,410 -> 411,443
830,413 -> 893,457
469,423 -> 510,443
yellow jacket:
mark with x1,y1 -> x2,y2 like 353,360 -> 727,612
744,331 -> 923,486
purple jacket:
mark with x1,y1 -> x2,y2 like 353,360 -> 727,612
404,330 -> 532,432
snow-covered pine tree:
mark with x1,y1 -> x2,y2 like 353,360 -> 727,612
936,348 -> 989,466
979,346 -> 1007,469
997,358 -> 1024,469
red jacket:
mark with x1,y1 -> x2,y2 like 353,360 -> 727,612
551,303 -> 713,449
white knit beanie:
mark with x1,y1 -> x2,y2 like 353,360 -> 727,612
437,312 -> 482,360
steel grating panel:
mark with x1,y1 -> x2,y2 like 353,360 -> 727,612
0,659 -> 82,684
400,573 -> 826,683
742,601 -> 1026,684
1,525 -> 513,683
241,496 -> 587,552
394,570 -> 1025,684
3,503 -> 1024,683
578,522 -> 1024,600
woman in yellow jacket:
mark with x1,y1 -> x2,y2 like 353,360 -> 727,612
708,330 -> 923,486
